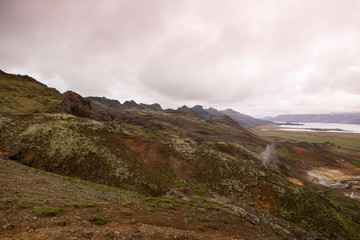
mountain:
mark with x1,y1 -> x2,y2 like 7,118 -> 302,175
177,105 -> 271,127
271,113 -> 360,124
177,105 -> 215,119
1,69 -> 360,239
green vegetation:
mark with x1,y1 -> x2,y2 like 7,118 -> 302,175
148,207 -> 157,213
220,217 -> 228,224
162,202 -> 175,209
0,71 -> 63,113
33,206 -> 63,216
326,191 -> 360,212
73,203 -> 94,209
2,70 -> 360,239
19,204 -> 32,209
0,205 -> 10,210
212,224 -> 219,230
257,126 -> 360,149
92,213 -> 107,225
122,208 -> 135,216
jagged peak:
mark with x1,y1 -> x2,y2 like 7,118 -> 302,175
192,105 -> 204,110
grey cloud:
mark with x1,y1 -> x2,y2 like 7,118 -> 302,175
1,0 -> 360,116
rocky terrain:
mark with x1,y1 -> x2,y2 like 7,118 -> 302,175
270,113 -> 360,124
1,69 -> 360,239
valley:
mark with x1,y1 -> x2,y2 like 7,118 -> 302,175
1,69 -> 360,239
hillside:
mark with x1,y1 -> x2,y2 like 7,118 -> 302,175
271,113 -> 360,124
1,158 -> 296,240
1,69 -> 360,239
0,70 -> 62,113
177,105 -> 271,127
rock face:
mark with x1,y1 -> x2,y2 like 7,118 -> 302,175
61,91 -> 109,120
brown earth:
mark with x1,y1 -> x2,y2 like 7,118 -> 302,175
0,159 -> 299,240
2,69 -> 360,239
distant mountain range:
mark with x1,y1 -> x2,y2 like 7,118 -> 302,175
2,69 -> 360,239
86,97 -> 271,128
177,105 -> 272,127
270,113 -> 360,124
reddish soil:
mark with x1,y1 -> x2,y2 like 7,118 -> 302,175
0,159 -> 282,240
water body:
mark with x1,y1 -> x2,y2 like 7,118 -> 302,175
276,122 -> 360,134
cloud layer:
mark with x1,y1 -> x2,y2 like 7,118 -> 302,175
1,0 -> 360,117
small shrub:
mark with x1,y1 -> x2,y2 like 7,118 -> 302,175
187,218 -> 192,224
145,198 -> 159,207
92,213 -> 107,225
212,224 -> 219,230
59,219 -> 66,226
73,203 -> 94,209
121,201 -> 131,207
19,204 -> 32,209
194,186 -> 206,196
149,207 -> 157,213
200,218 -> 210,222
123,208 -> 135,216
0,205 -> 10,210
162,202 -> 175,209
220,217 -> 228,224
33,206 -> 63,216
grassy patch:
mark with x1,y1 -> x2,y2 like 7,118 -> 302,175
19,204 -> 32,209
211,224 -> 219,230
33,206 -> 63,216
122,208 -> 135,216
161,202 -> 175,209
73,203 -> 94,209
0,205 -> 10,210
148,207 -> 157,213
0,197 -> 19,204
145,198 -> 160,207
257,127 -> 360,149
326,191 -> 360,212
92,213 -> 107,225
220,217 -> 228,224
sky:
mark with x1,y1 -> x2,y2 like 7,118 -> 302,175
1,0 -> 360,118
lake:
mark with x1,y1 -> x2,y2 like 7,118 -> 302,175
276,122 -> 360,134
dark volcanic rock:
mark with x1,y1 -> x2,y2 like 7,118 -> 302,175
61,91 -> 107,120
62,91 -> 93,118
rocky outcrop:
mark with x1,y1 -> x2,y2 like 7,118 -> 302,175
61,91 -> 110,120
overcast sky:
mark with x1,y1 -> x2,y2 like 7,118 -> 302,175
1,0 -> 360,117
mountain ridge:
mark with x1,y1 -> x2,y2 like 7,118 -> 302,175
177,105 -> 271,127
1,69 -> 360,239
271,113 -> 360,124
